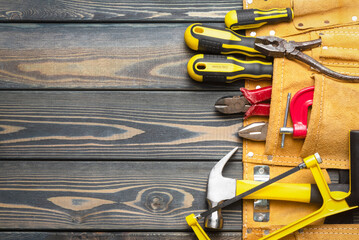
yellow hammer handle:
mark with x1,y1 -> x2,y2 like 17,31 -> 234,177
237,180 -> 312,203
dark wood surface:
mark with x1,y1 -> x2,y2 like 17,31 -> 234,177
0,0 -> 242,22
0,23 -> 238,90
0,161 -> 242,230
0,232 -> 242,240
0,1 -> 244,239
0,91 -> 242,159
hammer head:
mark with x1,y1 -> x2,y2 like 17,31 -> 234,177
205,147 -> 238,230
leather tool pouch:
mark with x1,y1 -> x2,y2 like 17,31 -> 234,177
242,0 -> 359,239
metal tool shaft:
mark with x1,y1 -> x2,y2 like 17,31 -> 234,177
255,36 -> 359,81
281,93 -> 291,148
294,51 -> 359,81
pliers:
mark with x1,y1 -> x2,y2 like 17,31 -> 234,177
215,85 -> 272,119
254,36 -> 359,81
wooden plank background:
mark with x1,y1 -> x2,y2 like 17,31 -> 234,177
0,232 -> 242,240
0,1 -> 241,22
0,161 -> 242,230
0,23 -> 237,90
0,91 -> 242,159
0,0 -> 245,239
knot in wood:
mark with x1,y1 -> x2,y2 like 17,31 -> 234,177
145,191 -> 172,212
6,11 -> 22,20
71,215 -> 82,224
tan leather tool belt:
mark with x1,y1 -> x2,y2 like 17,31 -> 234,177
242,0 -> 359,239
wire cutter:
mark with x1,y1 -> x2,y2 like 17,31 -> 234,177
215,85 -> 272,119
254,36 -> 359,81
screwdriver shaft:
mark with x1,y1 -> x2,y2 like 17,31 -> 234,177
281,93 -> 291,148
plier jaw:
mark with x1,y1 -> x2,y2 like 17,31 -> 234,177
215,94 -> 251,115
215,86 -> 272,118
254,36 -> 288,58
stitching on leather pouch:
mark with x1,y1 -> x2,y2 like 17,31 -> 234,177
334,26 -> 359,30
301,232 -> 359,235
317,30 -> 359,36
314,76 -> 325,151
319,61 -> 359,66
297,227 -> 359,239
319,70 -> 359,75
245,132 -> 248,156
320,31 -> 359,34
247,157 -> 348,166
273,58 -> 285,153
306,227 -> 359,230
325,46 -> 359,51
253,153 -> 301,159
244,162 -> 248,239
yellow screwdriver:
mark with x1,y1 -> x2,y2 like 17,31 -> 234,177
185,23 -> 265,58
187,54 -> 272,83
225,8 -> 293,30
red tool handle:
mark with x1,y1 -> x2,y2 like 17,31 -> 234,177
290,86 -> 314,138
240,86 -> 272,105
244,103 -> 270,119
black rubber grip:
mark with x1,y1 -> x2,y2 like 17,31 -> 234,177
310,184 -> 349,204
239,8 -> 292,24
228,8 -> 293,30
346,130 -> 359,206
198,39 -> 223,54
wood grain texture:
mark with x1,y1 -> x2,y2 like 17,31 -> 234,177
0,232 -> 242,240
0,0 -> 242,22
0,23 -> 246,90
0,91 -> 243,159
0,161 -> 243,230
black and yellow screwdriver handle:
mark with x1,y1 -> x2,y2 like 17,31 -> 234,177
225,8 -> 293,30
188,54 -> 272,83
184,23 -> 265,58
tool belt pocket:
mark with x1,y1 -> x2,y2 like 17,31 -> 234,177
260,28 -> 359,167
313,28 -> 359,71
299,75 -> 359,169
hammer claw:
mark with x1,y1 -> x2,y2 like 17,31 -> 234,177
211,147 -> 239,174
